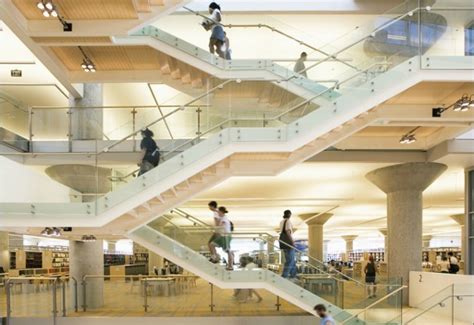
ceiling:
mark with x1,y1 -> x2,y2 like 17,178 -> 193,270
179,161 -> 465,241
11,0 -> 164,20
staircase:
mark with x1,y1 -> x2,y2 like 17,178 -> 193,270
0,55 -> 471,229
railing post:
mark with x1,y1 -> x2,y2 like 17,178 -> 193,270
52,280 -> 58,325
209,283 -> 215,312
131,108 -> 137,151
5,281 -> 11,325
196,106 -> 202,136
82,280 -> 87,312
67,107 -> 73,152
28,106 -> 33,152
275,295 -> 281,311
72,277 -> 78,312
62,279 -> 67,317
451,284 -> 454,325
143,279 -> 149,312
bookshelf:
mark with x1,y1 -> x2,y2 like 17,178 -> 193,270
25,252 -> 43,269
9,252 -> 16,269
52,251 -> 69,268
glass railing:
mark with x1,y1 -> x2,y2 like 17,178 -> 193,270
148,208 -> 404,320
0,2 -> 472,226
404,283 -> 474,324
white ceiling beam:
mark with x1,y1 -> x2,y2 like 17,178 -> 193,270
0,0 -> 82,98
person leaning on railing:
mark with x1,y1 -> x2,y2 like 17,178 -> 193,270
137,128 -> 160,177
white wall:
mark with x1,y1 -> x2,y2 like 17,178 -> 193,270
0,156 -> 71,203
409,271 -> 474,323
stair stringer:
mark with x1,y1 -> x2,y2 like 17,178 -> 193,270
128,225 -> 355,323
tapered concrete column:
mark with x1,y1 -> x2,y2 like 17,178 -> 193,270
70,240 -> 104,309
342,235 -> 358,254
451,214 -> 465,263
299,213 -> 333,263
379,229 -> 388,262
0,232 -> 9,272
366,162 -> 447,302
70,83 -> 103,140
422,235 -> 432,248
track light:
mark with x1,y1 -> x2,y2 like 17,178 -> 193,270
37,1 -> 72,32
399,127 -> 419,145
79,46 -> 97,73
81,235 -> 97,242
432,94 -> 473,117
45,1 -> 53,10
41,227 -> 62,237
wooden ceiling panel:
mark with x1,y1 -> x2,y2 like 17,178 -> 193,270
356,126 -> 442,137
385,82 -> 474,105
12,0 -> 139,20
50,46 -> 163,71
135,0 -> 152,13
32,36 -> 112,44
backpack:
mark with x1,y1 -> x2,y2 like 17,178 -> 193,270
278,219 -> 294,250
149,147 -> 160,166
230,221 -> 234,232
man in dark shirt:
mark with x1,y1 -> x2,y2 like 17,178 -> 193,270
138,128 -> 160,176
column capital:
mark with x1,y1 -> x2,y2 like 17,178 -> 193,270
366,162 -> 447,193
379,228 -> 388,237
422,235 -> 433,241
341,235 -> 358,242
450,214 -> 465,226
299,213 -> 333,226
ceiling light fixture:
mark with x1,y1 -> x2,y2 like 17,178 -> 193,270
40,227 -> 62,237
432,93 -> 473,117
399,126 -> 420,145
36,1 -> 72,32
78,46 -> 96,72
81,235 -> 97,242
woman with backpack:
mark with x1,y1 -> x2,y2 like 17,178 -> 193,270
137,128 -> 160,176
209,206 -> 234,270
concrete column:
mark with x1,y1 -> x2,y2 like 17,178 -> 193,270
299,213 -> 333,264
70,240 -> 104,309
342,235 -> 358,254
0,232 -> 9,272
451,214 -> 466,264
379,229 -> 388,262
366,162 -> 447,303
70,83 -> 103,140
422,235 -> 433,249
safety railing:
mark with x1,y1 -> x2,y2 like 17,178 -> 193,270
339,285 -> 406,324
404,283 -> 474,325
79,274 -> 305,316
3,276 -> 78,324
154,208 -> 404,312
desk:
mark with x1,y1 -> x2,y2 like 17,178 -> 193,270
141,278 -> 176,296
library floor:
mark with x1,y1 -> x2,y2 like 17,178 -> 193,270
0,279 -> 469,324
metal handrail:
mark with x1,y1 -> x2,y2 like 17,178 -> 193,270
183,6 -> 359,71
30,104 -> 208,110
99,79 -> 234,155
162,209 -> 367,285
158,60 -> 388,161
340,285 -> 407,324
405,293 -> 474,324
297,6 -> 424,79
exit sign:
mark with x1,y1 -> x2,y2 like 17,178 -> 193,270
10,69 -> 22,77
